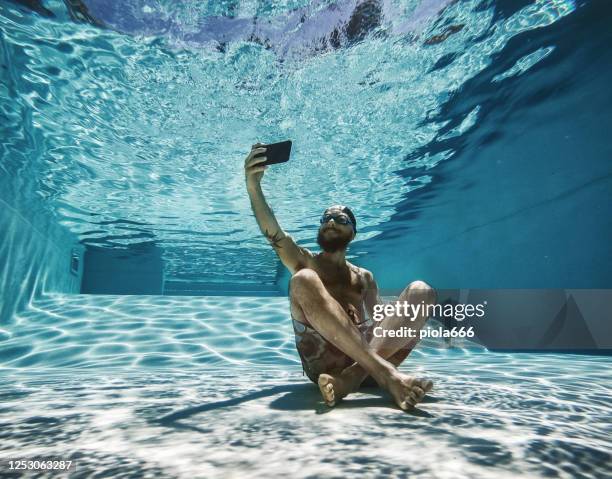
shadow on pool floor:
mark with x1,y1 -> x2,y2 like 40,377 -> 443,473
0,354 -> 609,478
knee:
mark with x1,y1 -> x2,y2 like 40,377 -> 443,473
289,268 -> 322,295
409,280 -> 437,303
408,280 -> 431,290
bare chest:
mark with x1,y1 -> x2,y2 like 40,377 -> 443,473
308,259 -> 365,309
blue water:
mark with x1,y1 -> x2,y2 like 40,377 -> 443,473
1,1 -> 611,477
3,0 -> 611,288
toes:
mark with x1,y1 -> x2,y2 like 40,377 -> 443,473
326,383 -> 335,400
417,378 -> 433,392
412,386 -> 425,400
398,385 -> 424,410
396,377 -> 432,410
318,375 -> 336,406
318,375 -> 331,389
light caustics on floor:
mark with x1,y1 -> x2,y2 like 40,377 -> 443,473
0,293 -> 479,369
0,352 -> 609,478
0,294 -> 298,369
0,294 -> 610,477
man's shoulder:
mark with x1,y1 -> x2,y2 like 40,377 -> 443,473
282,234 -> 315,257
348,263 -> 374,283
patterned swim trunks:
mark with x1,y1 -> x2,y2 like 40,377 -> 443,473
291,312 -> 372,383
291,304 -> 417,386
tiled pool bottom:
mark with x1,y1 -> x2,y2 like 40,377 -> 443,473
1,353 -> 610,479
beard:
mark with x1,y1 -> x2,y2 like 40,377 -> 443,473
317,228 -> 352,253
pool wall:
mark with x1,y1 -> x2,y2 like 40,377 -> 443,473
0,179 -> 82,325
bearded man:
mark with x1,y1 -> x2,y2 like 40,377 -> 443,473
245,143 -> 436,410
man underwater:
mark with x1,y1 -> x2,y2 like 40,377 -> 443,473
244,143 -> 436,410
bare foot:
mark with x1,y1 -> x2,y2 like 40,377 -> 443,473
385,372 -> 433,410
318,373 -> 356,407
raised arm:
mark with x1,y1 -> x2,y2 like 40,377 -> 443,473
244,143 -> 313,274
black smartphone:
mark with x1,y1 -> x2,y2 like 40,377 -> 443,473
254,140 -> 292,166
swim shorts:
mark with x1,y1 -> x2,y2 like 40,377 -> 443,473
292,306 -> 414,387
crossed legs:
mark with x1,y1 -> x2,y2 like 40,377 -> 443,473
289,268 -> 436,410
318,280 -> 436,406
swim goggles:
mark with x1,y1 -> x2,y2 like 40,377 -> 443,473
320,213 -> 353,226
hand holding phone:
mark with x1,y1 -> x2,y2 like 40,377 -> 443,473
245,144 -> 268,186
253,140 -> 292,166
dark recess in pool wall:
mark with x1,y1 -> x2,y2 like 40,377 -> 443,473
80,243 -> 164,295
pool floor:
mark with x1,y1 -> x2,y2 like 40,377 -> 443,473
0,294 -> 610,478
1,353 -> 610,478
